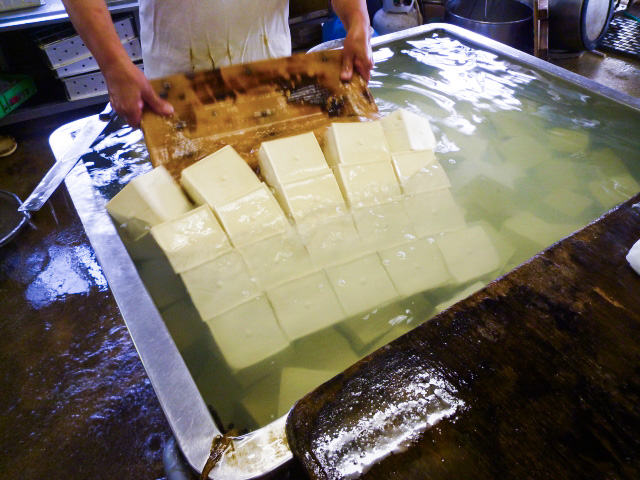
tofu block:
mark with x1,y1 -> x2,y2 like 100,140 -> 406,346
352,201 -> 417,251
150,205 -> 232,273
542,189 -> 593,218
531,158 -> 582,191
380,108 -> 436,152
434,225 -> 501,284
471,220 -> 516,268
454,168 -> 518,221
338,301 -> 404,352
267,270 -> 344,341
490,110 -> 545,139
205,296 -> 289,371
238,231 -> 314,289
160,297 -> 206,352
496,136 -> 552,170
278,367 -> 337,417
334,161 -> 402,207
215,184 -> 289,247
118,231 -> 164,262
258,132 -> 329,186
323,121 -> 391,167
240,373 -> 280,428
297,213 -> 364,267
501,211 -> 580,257
549,128 -> 589,153
106,166 -> 192,241
137,257 -> 188,310
587,176 -> 640,209
589,148 -> 631,177
403,189 -> 466,237
435,281 -> 485,313
379,238 -> 451,297
325,253 -> 399,317
180,145 -> 261,208
627,239 -> 640,275
272,170 -> 346,223
181,250 -> 260,320
290,328 -> 358,372
391,150 -> 451,195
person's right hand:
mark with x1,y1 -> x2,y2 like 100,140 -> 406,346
103,59 -> 174,128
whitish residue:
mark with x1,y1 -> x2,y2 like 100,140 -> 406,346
312,368 -> 465,479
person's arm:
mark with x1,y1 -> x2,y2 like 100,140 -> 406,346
61,0 -> 173,127
331,0 -> 374,82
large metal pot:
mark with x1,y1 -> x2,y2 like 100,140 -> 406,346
547,0 -> 614,52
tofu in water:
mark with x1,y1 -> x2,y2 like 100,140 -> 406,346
380,108 -> 436,153
390,150 -> 451,195
403,189 -> 466,237
297,213 -> 364,267
352,200 -> 416,251
435,281 -> 486,313
323,121 -> 391,167
334,160 -> 402,207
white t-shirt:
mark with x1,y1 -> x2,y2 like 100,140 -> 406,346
139,0 -> 291,78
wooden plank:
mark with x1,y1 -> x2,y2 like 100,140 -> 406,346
287,195 -> 640,479
139,49 -> 378,178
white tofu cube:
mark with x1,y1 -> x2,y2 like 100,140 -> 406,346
380,108 -> 436,153
106,166 -> 192,241
390,150 -> 451,195
325,253 -> 399,317
627,239 -> 640,275
272,170 -> 346,223
240,373 -> 280,427
542,189 -> 593,218
403,189 -> 466,237
238,231 -> 314,289
490,110 -> 545,139
587,176 -> 640,209
471,220 -> 516,268
501,211 -> 580,257
496,136 -> 551,169
181,250 -> 260,320
278,368 -> 337,417
150,205 -> 232,273
291,329 -> 359,372
334,161 -> 402,207
379,238 -> 451,297
180,145 -> 261,208
589,148 -> 631,177
549,128 -> 589,153
531,159 -> 582,191
215,184 -> 289,247
323,121 -> 391,167
435,281 -> 485,313
258,132 -> 329,186
338,301 -> 405,352
267,270 -> 344,341
297,213 -> 364,267
352,201 -> 416,251
205,296 -> 289,371
434,225 -> 501,284
137,257 -> 188,310
160,298 -> 205,352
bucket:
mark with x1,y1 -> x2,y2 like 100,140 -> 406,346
444,0 -> 534,53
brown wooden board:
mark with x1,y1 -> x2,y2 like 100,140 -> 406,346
140,50 -> 378,179
287,195 -> 640,480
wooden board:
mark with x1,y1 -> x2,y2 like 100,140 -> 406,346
140,49 -> 378,178
287,195 -> 640,479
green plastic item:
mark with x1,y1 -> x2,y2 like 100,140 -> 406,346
0,75 -> 37,119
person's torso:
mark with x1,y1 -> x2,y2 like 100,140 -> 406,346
139,0 -> 291,78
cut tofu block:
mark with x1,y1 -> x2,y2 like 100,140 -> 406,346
205,296 -> 289,371
137,257 -> 188,310
290,328 -> 358,372
549,128 -> 589,153
496,136 -> 552,169
403,189 -> 466,237
160,298 -> 205,352
180,145 -> 261,208
379,237 -> 451,297
325,253 -> 399,317
272,170 -> 346,223
531,158 -> 582,191
150,205 -> 232,273
278,367 -> 337,417
501,211 -> 580,257
240,373 -> 280,428
435,281 -> 485,313
118,231 -> 164,262
238,231 -> 313,289
323,121 -> 391,167
434,225 -> 501,284
542,189 -> 593,218
490,110 -> 545,139
334,160 -> 402,207
352,201 -> 417,251
297,213 -> 364,267
391,150 -> 451,195
215,184 -> 289,247
267,270 -> 344,341
587,176 -> 640,209
454,168 -> 518,221
627,239 -> 640,275
471,220 -> 516,268
380,108 -> 436,153
106,166 -> 192,241
258,132 -> 329,186
338,302 -> 404,352
589,148 -> 631,177
181,250 -> 260,320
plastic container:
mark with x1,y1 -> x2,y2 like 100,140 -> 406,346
0,74 -> 36,119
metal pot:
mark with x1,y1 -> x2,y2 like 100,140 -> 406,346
547,0 -> 615,53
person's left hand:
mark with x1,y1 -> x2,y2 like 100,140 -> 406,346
340,21 -> 374,82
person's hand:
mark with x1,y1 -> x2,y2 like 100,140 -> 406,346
103,59 -> 174,128
340,20 -> 374,82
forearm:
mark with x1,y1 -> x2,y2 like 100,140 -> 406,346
331,0 -> 370,32
61,0 -> 132,72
